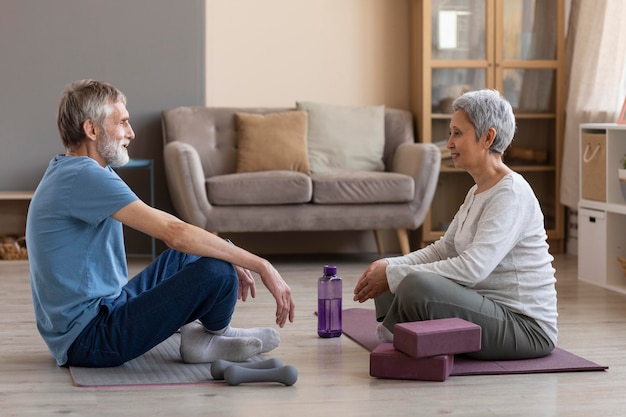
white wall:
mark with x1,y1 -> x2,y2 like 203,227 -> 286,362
205,0 -> 411,108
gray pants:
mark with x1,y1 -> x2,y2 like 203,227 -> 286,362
375,271 -> 555,360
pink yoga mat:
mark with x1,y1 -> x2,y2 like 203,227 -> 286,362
342,308 -> 608,376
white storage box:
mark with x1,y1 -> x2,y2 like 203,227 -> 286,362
578,207 -> 606,285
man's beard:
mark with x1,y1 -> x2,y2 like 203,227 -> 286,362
97,131 -> 129,168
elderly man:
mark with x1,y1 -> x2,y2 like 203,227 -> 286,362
27,79 -> 295,367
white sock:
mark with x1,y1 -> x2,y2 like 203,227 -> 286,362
179,321 -> 262,364
213,325 -> 280,353
377,323 -> 394,343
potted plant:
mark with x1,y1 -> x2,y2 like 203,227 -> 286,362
620,155 -> 626,179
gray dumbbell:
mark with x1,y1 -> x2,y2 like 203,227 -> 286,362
224,364 -> 298,386
211,358 -> 283,380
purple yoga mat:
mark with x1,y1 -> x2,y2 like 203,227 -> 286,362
342,308 -> 608,376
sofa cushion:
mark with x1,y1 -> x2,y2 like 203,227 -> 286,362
296,101 -> 385,174
236,111 -> 310,174
312,172 -> 414,204
207,171 -> 312,206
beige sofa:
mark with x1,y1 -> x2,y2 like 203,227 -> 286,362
161,105 -> 440,254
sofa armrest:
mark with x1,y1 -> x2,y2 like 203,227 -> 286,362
163,141 -> 213,228
390,142 -> 441,229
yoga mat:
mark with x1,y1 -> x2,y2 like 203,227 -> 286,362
343,308 -> 608,376
69,333 -> 261,387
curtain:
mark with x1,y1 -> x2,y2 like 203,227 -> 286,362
560,0 -> 626,208
517,0 -> 557,113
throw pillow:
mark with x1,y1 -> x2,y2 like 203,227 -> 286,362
296,101 -> 385,173
236,111 -> 310,174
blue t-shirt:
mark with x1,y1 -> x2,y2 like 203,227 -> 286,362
26,155 -> 138,365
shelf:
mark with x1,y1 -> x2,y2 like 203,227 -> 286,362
432,113 -> 557,120
579,199 -> 626,215
578,123 -> 626,295
0,191 -> 34,200
440,164 -> 555,173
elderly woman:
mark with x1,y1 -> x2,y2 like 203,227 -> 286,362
353,89 -> 557,360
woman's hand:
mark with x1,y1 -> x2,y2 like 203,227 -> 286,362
353,259 -> 390,303
234,265 -> 256,301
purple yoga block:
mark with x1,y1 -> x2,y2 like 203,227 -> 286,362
370,343 -> 454,382
393,318 -> 481,358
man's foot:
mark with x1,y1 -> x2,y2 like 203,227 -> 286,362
179,321 -> 262,364
216,326 -> 280,353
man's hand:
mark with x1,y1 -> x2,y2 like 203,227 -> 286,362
234,265 -> 256,301
257,261 -> 295,328
353,259 -> 390,303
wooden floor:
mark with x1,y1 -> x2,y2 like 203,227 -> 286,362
2,253 -> 625,417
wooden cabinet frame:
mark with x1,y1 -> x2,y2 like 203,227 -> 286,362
411,0 -> 566,252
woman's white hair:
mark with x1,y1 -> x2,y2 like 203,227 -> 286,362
452,89 -> 516,154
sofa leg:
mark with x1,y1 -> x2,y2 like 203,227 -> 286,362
397,229 -> 410,255
374,230 -> 385,254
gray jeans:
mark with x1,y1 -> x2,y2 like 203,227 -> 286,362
375,271 -> 555,360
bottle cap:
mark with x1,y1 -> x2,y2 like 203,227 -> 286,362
323,265 -> 337,275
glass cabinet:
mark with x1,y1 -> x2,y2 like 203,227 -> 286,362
411,0 -> 565,252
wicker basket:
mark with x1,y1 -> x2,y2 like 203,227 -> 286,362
618,256 -> 626,278
0,235 -> 28,260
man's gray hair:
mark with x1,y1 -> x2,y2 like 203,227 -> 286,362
57,79 -> 127,151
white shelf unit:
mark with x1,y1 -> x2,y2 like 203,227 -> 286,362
578,123 -> 626,294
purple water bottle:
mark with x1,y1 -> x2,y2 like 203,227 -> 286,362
317,265 -> 342,338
